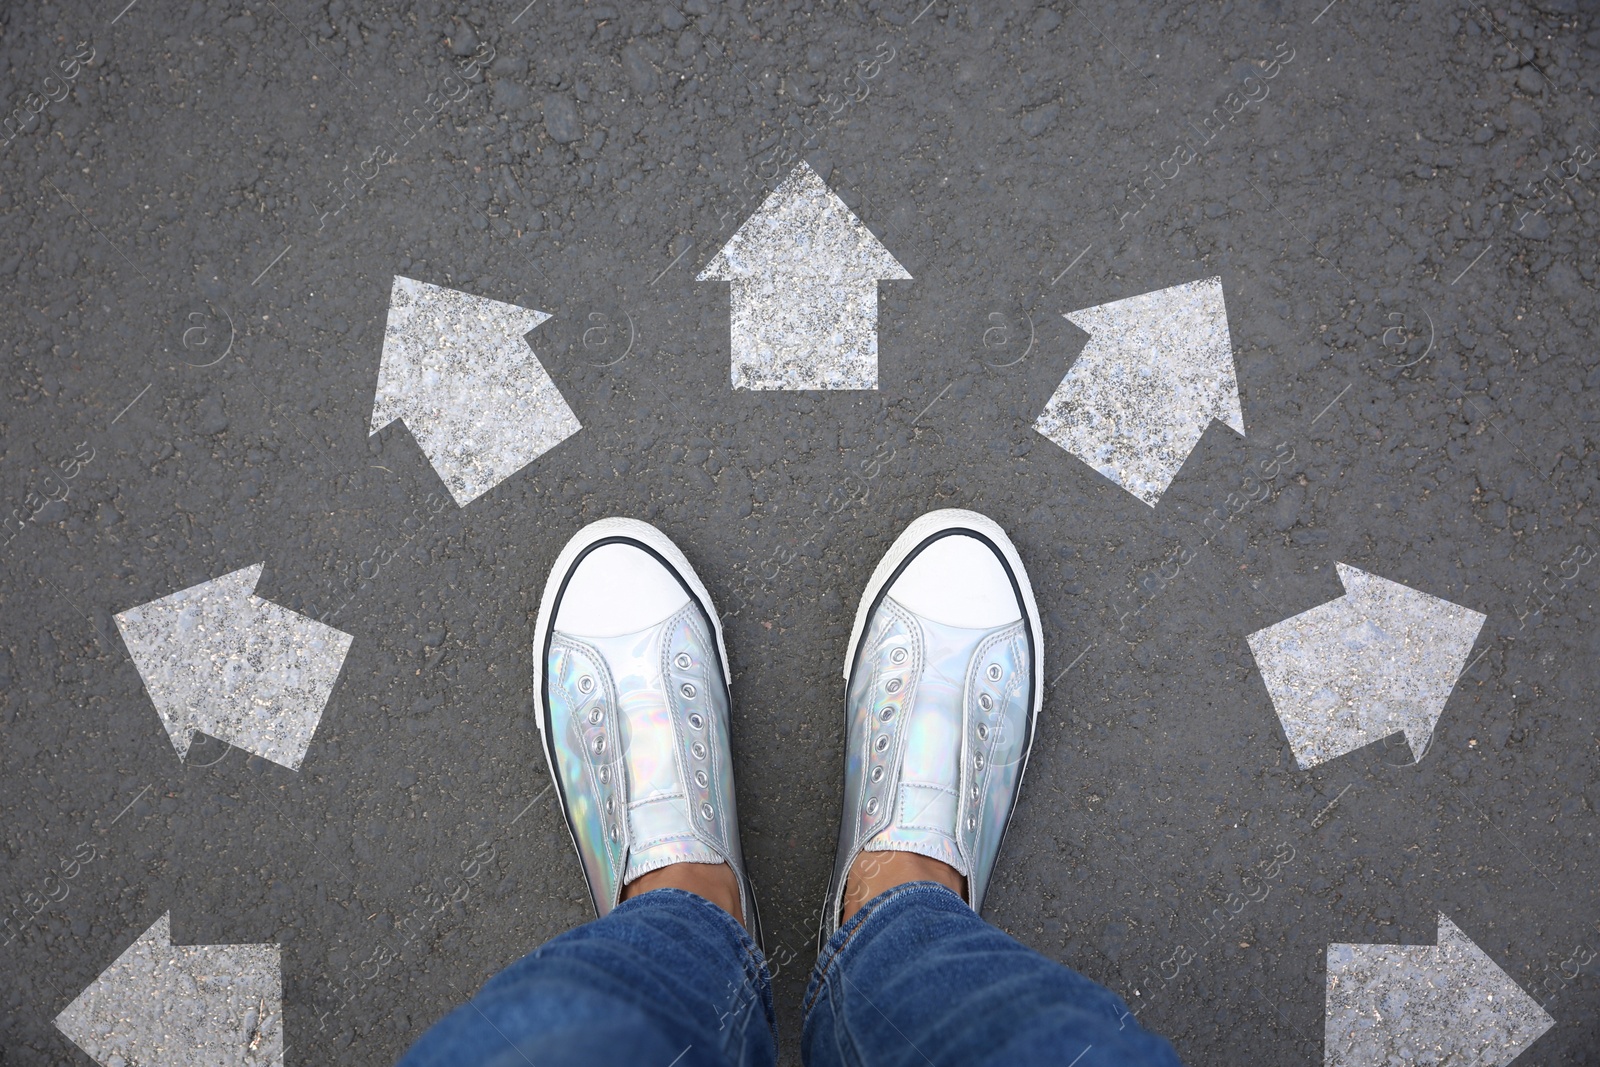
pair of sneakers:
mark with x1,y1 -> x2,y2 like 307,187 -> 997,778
531,509 -> 1042,949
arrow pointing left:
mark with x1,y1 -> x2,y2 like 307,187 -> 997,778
56,912 -> 282,1067
115,563 -> 353,771
373,276 -> 581,506
1326,914 -> 1553,1067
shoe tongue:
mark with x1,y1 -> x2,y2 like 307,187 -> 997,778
857,615 -> 984,879
862,818 -> 967,877
625,837 -> 724,884
582,629 -> 727,885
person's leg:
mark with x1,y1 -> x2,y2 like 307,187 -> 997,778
807,510 -> 1182,1066
803,880 -> 1177,1066
401,887 -> 772,1067
398,519 -> 773,1066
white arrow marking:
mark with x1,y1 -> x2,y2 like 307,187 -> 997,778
699,161 -> 911,390
1033,276 -> 1243,506
1325,914 -> 1553,1067
56,913 -> 282,1067
1246,563 -> 1486,769
115,563 -> 353,771
372,276 -> 580,505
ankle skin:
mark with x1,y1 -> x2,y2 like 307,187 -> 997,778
624,861 -> 745,928
842,851 -> 966,924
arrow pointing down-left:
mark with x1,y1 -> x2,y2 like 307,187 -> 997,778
56,912 -> 282,1067
115,563 -> 353,771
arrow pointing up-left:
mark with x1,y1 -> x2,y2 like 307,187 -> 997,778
56,913 -> 282,1067
115,563 -> 353,771
373,276 -> 581,506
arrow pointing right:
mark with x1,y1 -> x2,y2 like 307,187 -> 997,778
56,913 -> 282,1067
1325,914 -> 1554,1067
1246,563 -> 1486,769
1033,276 -> 1243,506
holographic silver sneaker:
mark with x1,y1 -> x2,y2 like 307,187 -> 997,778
821,509 -> 1042,943
533,518 -> 760,946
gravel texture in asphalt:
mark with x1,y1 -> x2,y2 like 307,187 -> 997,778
2,1 -> 1598,1064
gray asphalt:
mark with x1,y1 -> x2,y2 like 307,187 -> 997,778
3,1 -> 1598,1064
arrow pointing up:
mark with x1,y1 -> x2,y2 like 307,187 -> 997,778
1034,276 -> 1243,506
373,276 -> 581,505
1325,914 -> 1554,1067
1246,563 -> 1486,769
699,161 -> 911,390
56,913 -> 282,1067
114,563 -> 353,771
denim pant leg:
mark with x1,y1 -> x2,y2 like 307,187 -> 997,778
802,882 -> 1183,1067
397,888 -> 776,1067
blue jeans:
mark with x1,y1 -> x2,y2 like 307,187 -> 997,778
398,883 -> 1182,1067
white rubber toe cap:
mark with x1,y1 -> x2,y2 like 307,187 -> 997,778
554,542 -> 690,637
843,508 -> 1041,686
885,534 -> 1022,629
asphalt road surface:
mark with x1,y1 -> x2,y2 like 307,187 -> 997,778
3,1 -> 1598,1065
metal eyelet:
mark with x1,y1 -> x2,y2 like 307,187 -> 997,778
866,797 -> 880,815
605,796 -> 614,813
970,785 -> 980,800
880,706 -> 895,722
870,766 -> 885,783
578,675 -> 595,694
680,682 -> 697,699
885,678 -> 902,694
874,734 -> 890,753
592,733 -> 606,754
675,653 -> 692,669
691,741 -> 707,760
700,802 -> 715,820
986,663 -> 1002,681
975,753 -> 985,770
967,816 -> 977,831
976,723 -> 989,740
598,766 -> 610,784
890,647 -> 908,664
688,712 -> 705,730
978,693 -> 993,713
588,707 -> 603,724
694,769 -> 709,788
608,824 -> 618,841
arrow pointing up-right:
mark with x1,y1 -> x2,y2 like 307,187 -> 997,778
1034,276 -> 1243,506
1325,914 -> 1554,1067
